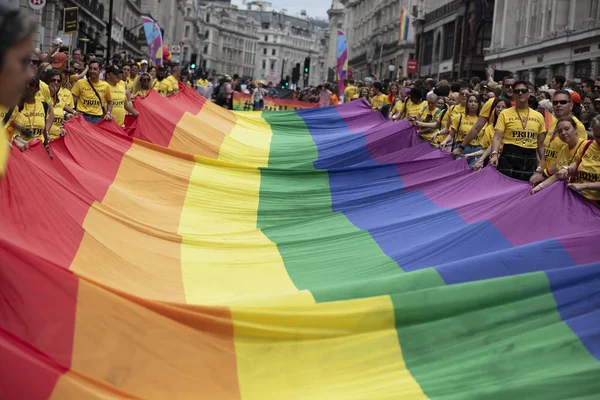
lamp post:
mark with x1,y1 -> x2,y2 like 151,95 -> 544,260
388,64 -> 395,81
106,0 -> 114,62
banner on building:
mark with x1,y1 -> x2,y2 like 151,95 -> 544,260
336,30 -> 348,96
399,7 -> 410,41
232,92 -> 318,112
142,17 -> 163,66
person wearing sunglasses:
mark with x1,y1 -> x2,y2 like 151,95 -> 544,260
0,5 -> 37,177
71,60 -> 114,124
489,80 -> 546,181
132,72 -> 153,99
12,76 -> 53,151
105,64 -> 138,127
452,75 -> 515,158
550,90 -> 587,140
44,69 -> 76,140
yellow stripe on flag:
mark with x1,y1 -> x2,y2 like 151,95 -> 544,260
179,112 -> 313,306
232,296 -> 428,400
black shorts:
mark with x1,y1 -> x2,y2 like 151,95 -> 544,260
498,144 -> 538,181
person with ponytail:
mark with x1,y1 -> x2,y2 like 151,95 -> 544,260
0,5 -> 36,177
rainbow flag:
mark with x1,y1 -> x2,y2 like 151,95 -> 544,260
399,7 -> 410,41
232,92 -> 317,111
1,88 -> 599,399
337,30 -> 348,96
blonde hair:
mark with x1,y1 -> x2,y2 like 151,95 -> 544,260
133,72 -> 152,93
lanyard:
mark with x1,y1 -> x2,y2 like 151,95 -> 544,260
515,107 -> 530,130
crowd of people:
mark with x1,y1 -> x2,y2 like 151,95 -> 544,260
0,7 -> 598,205
334,74 -> 600,204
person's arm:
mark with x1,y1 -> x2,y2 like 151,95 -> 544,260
472,146 -> 494,171
537,132 -> 546,166
439,127 -> 456,147
64,104 -> 76,115
104,101 -> 114,121
489,129 -> 504,167
530,174 -> 559,195
568,181 -> 600,193
124,86 -> 138,117
75,65 -> 89,81
463,149 -> 485,158
453,115 -> 487,156
43,104 -> 54,143
415,120 -> 440,129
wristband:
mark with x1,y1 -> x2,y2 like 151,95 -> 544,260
542,168 -> 550,179
535,166 -> 543,173
491,151 -> 499,157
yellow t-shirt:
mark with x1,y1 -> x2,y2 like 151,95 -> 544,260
572,140 -> 600,201
542,133 -> 568,170
108,81 -> 127,127
126,75 -> 138,91
196,78 -> 208,87
49,94 -> 64,139
154,79 -> 173,97
71,79 -> 112,116
166,76 -> 179,93
133,88 -> 151,98
370,94 -> 388,111
418,106 -> 442,141
555,138 -> 586,171
15,99 -> 47,142
0,106 -> 11,178
451,113 -> 482,146
479,98 -> 498,126
35,80 -> 51,104
391,100 -> 404,116
344,85 -> 358,102
479,123 -> 505,151
58,87 -> 74,109
495,107 -> 545,149
405,100 -> 427,119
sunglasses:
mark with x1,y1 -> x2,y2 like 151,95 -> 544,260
553,100 -> 570,105
504,84 -> 514,88
50,78 -> 61,83
514,88 -> 528,95
141,78 -> 151,82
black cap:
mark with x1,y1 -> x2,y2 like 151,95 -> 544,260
106,64 -> 121,75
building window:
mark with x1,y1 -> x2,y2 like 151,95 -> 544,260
475,22 -> 492,56
272,48 -> 276,56
206,14 -> 210,23
422,31 -> 433,65
264,35 -> 268,41
263,60 -> 266,69
203,45 -> 208,54
263,48 -> 267,55
271,60 -> 276,70
186,8 -> 191,17
262,23 -> 270,29
185,26 -> 190,38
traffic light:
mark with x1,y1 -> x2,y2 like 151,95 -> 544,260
304,57 -> 310,74
280,80 -> 286,89
285,75 -> 290,88
190,63 -> 196,69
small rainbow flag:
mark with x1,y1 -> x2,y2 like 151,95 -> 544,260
399,7 -> 410,41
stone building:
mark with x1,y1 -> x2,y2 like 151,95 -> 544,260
198,2 -> 260,77
485,0 -> 600,84
239,1 -> 327,86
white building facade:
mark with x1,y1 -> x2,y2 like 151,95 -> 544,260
239,1 -> 327,86
198,2 -> 259,77
486,0 -> 600,84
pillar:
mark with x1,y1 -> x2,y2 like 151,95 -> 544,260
545,66 -> 553,85
524,0 -> 532,44
555,0 -> 570,30
591,58 -> 600,79
565,62 -> 574,80
567,0 -> 576,30
528,69 -> 536,84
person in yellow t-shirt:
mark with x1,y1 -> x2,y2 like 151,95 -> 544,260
392,87 -> 426,121
433,90 -> 468,149
418,93 -> 442,141
133,72 -> 153,99
166,65 -> 180,95
105,65 -> 138,127
344,79 -> 358,103
45,69 -> 77,140
471,98 -> 511,171
71,60 -> 114,124
550,90 -> 588,140
530,117 -> 587,191
153,67 -> 173,97
440,93 -> 484,167
12,77 -> 53,147
453,75 -> 516,158
490,81 -> 546,181
196,76 -> 209,88
531,116 -> 600,203
126,63 -> 139,91
352,87 -> 370,102
0,7 -> 37,177
370,82 -> 388,111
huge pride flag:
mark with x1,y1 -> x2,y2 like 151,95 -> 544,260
1,87 -> 599,399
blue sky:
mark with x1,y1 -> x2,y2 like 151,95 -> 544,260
230,0 -> 330,19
